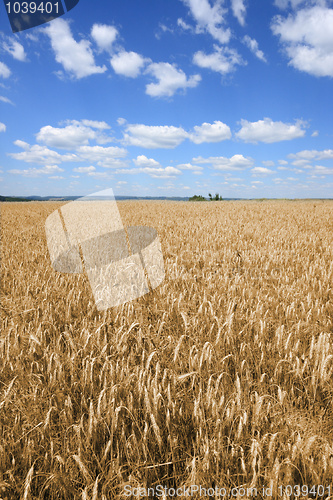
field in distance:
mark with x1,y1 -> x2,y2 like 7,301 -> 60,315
1,200 -> 333,498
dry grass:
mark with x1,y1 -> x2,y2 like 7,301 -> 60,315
1,199 -> 333,499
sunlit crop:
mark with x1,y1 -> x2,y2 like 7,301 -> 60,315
1,200 -> 333,499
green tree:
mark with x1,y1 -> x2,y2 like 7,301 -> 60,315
189,194 -> 206,201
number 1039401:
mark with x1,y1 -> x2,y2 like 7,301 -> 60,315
5,2 -> 60,14
278,485 -> 331,496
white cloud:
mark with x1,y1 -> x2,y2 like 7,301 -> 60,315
271,6 -> 333,77
49,176 -> 65,180
8,165 -> 64,177
0,96 -> 13,104
193,154 -> 254,171
36,120 -> 113,149
236,117 -> 306,143
190,120 -> 231,143
288,149 -> 333,165
44,18 -> 107,79
133,155 -> 161,168
251,167 -> 274,175
76,145 -> 128,167
111,51 -> 149,78
231,0 -> 247,26
0,122 -> 6,132
313,165 -> 333,175
116,166 -> 182,178
262,160 -> 275,167
141,166 -> 182,178
9,141 -> 78,164
311,130 -> 319,137
80,120 -> 110,130
87,171 -> 110,178
177,18 -> 193,31
145,62 -> 201,97
242,35 -> 267,62
193,45 -> 244,74
0,62 -> 11,79
155,23 -> 174,39
73,166 -> 96,173
181,0 -> 231,43
91,24 -> 118,52
37,123 -> 97,149
177,162 -> 204,173
2,39 -> 26,61
123,124 -> 189,148
274,0 -> 313,10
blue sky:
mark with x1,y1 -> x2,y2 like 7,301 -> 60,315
0,0 -> 333,198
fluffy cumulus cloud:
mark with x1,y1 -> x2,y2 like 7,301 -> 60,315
73,166 -> 96,173
37,123 -> 98,149
145,62 -> 201,97
122,120 -> 235,148
271,6 -> 333,77
251,166 -> 274,175
193,45 -> 244,74
242,35 -> 267,62
111,51 -> 149,78
190,121 -> 231,143
176,162 -> 204,173
181,0 -> 231,43
91,23 -> 118,52
312,165 -> 333,175
0,61 -> 11,78
8,165 -> 64,177
231,0 -> 247,26
141,166 -> 181,178
236,117 -> 306,143
288,149 -> 333,165
2,39 -> 26,61
9,140 -> 78,164
0,122 -> 6,132
44,18 -> 107,79
76,145 -> 128,168
193,154 -> 254,171
133,155 -> 161,168
36,120 -> 114,149
80,120 -> 110,130
123,124 -> 189,148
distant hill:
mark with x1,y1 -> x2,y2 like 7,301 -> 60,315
1,195 -> 331,203
0,195 -> 33,202
0,194 -> 191,202
0,194 -> 246,202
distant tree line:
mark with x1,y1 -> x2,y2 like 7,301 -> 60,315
189,193 -> 223,201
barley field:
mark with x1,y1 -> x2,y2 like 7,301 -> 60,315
1,200 -> 333,499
